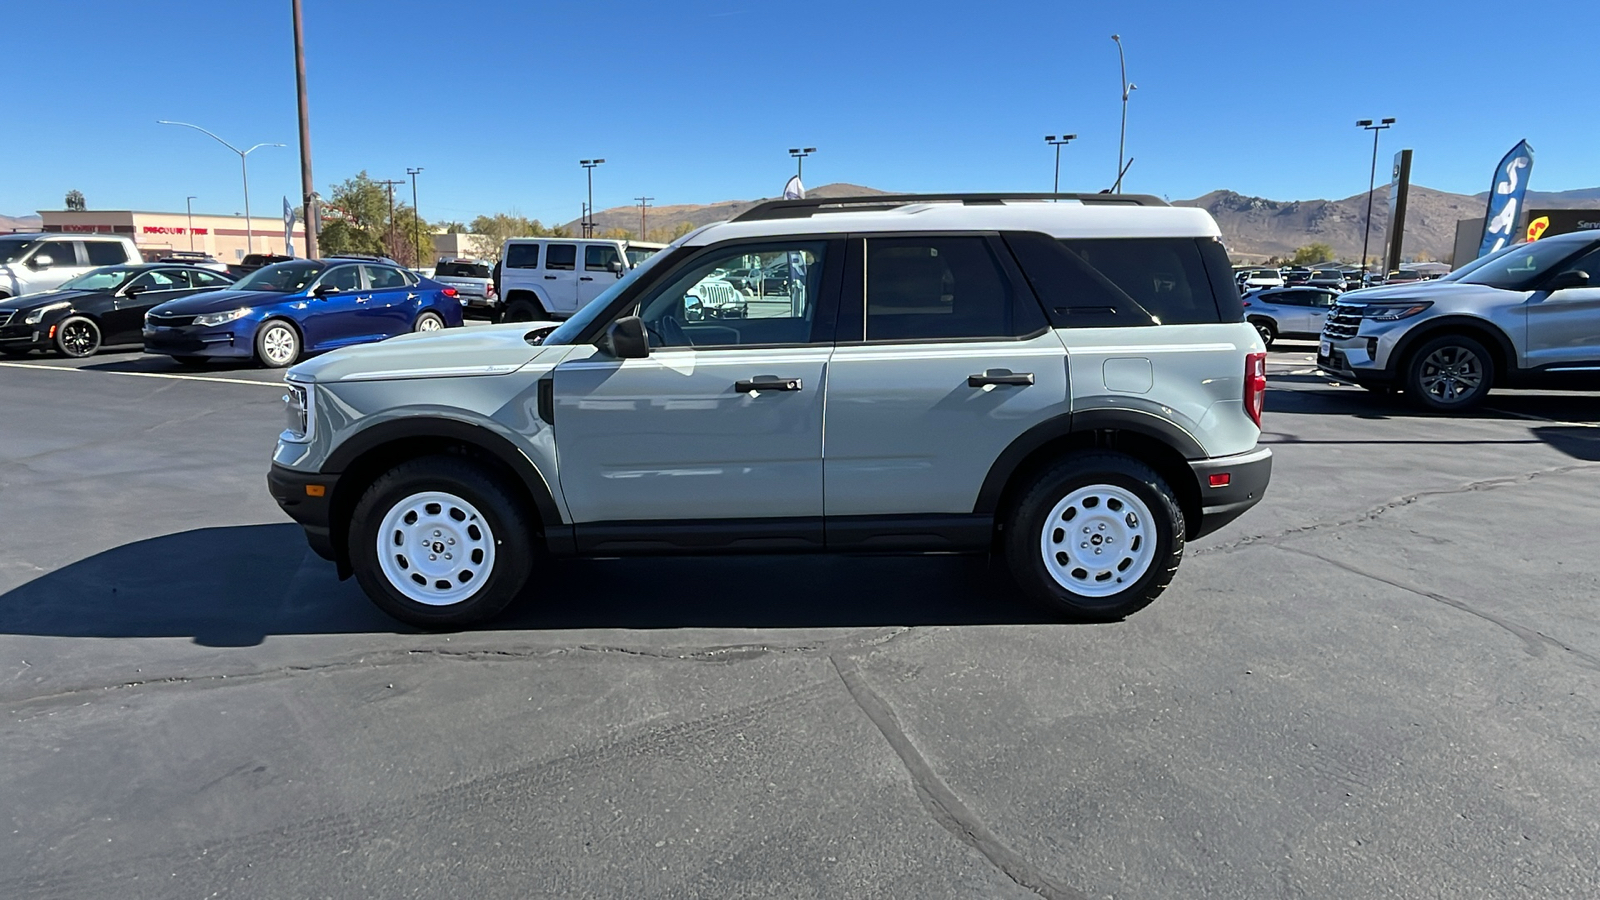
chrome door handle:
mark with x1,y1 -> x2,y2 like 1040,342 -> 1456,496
406,292 -> 418,301
967,370 -> 1034,388
355,295 -> 371,303
735,376 -> 802,393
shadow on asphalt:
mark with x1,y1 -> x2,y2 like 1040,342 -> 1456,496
0,524 -> 1054,647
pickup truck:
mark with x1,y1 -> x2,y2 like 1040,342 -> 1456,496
431,259 -> 497,318
227,253 -> 293,279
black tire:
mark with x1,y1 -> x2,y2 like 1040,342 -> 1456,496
173,355 -> 210,368
503,298 -> 547,323
347,455 -> 536,628
1403,334 -> 1494,412
254,319 -> 301,368
1250,318 -> 1276,349
1003,452 -> 1185,621
54,316 -> 101,358
413,311 -> 445,333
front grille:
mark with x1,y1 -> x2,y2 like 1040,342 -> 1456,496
0,311 -> 13,327
1322,303 -> 1363,340
146,313 -> 197,327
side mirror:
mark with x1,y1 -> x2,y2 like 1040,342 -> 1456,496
122,282 -> 146,297
311,284 -> 334,298
608,259 -> 625,276
598,315 -> 649,359
1547,270 -> 1591,291
29,254 -> 54,270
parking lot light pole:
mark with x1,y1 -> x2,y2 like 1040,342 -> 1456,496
185,196 -> 196,251
1045,135 -> 1076,196
580,159 -> 605,238
407,167 -> 424,266
157,120 -> 283,255
1112,35 -> 1136,193
1357,117 -> 1396,277
788,147 -> 815,182
635,196 -> 653,240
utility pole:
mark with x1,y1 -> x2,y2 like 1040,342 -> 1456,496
1356,118 -> 1396,278
1111,34 -> 1136,193
635,196 -> 653,240
788,147 -> 816,182
291,0 -> 317,259
1044,135 -> 1076,196
376,178 -> 405,256
580,159 -> 605,238
406,167 -> 424,266
185,196 -> 197,251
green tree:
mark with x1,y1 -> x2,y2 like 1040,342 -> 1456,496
1291,243 -> 1336,266
64,190 -> 86,211
465,213 -> 567,261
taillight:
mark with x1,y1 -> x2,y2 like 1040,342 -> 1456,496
441,287 -> 458,297
1244,351 -> 1267,427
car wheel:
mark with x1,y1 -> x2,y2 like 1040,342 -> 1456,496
347,456 -> 536,628
1250,318 -> 1276,348
503,299 -> 547,322
254,320 -> 301,368
1403,334 -> 1493,412
414,311 -> 445,333
54,316 -> 102,358
1004,452 -> 1184,621
173,355 -> 210,368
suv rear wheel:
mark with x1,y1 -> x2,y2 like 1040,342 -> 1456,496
1403,334 -> 1493,412
348,456 -> 535,628
1004,452 -> 1184,620
502,296 -> 548,323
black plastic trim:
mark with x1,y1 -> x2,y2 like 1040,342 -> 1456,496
1188,447 -> 1272,538
733,192 -> 1169,222
825,514 -> 993,551
267,463 -> 337,561
574,517 -> 824,554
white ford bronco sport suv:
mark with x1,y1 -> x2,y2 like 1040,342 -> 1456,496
269,193 -> 1271,627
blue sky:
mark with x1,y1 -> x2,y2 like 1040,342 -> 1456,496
3,0 -> 1594,225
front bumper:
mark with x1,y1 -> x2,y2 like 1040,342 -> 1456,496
268,463 -> 338,563
0,323 -> 48,348
1317,335 -> 1390,384
143,326 -> 252,358
1188,446 -> 1272,538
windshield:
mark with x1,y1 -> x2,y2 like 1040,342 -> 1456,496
58,267 -> 135,291
626,247 -> 659,267
541,242 -> 681,346
0,237 -> 37,265
233,260 -> 325,293
1444,240 -> 1588,290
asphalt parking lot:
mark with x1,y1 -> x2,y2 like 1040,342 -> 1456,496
3,341 -> 1599,899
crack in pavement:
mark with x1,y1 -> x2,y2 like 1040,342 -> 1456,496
1195,461 -> 1600,557
830,654 -> 1088,900
4,627 -> 918,711
1275,544 -> 1600,673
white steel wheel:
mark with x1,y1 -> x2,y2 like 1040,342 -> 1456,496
1039,484 -> 1158,598
376,490 -> 497,606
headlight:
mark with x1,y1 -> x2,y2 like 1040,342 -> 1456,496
194,307 -> 252,327
281,383 -> 313,442
23,301 -> 70,325
1358,301 -> 1432,321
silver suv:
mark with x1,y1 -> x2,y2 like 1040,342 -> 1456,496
1319,230 -> 1600,410
0,233 -> 141,299
268,193 -> 1272,627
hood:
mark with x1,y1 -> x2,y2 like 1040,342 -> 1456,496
147,288 -> 294,315
288,322 -> 551,384
0,289 -> 96,311
1338,279 -> 1506,303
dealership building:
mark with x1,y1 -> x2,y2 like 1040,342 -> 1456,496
37,209 -> 305,262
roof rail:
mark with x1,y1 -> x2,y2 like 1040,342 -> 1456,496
732,192 -> 1169,222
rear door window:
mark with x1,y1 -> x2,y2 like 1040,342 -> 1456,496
860,236 -> 1044,342
363,265 -> 409,289
545,244 -> 577,271
504,244 -> 540,269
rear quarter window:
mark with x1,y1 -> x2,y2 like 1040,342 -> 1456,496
1003,234 -> 1238,327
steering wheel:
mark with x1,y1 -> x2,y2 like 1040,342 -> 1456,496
658,314 -> 692,348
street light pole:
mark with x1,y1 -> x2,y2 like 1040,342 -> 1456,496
407,167 -> 424,266
635,196 -> 653,240
788,147 -> 816,182
1356,117 -> 1396,277
580,159 -> 605,238
1044,135 -> 1076,195
1111,35 -> 1136,193
158,120 -> 284,254
185,196 -> 197,251
291,0 -> 317,259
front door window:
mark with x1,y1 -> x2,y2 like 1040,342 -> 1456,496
635,242 -> 828,348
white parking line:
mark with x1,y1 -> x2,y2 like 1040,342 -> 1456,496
1484,406 -> 1600,429
0,361 -> 281,388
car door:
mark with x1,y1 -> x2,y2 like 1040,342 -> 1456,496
550,238 -> 842,549
1270,290 -> 1312,334
361,264 -> 418,337
299,263 -> 367,350
1527,244 -> 1600,368
1304,289 -> 1337,337
579,243 -> 622,308
541,243 -> 580,316
109,269 -> 193,343
822,234 -> 1067,536
22,239 -> 86,294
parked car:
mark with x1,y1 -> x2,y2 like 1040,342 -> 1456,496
155,251 -> 230,273
1283,267 -> 1314,285
1319,230 -> 1600,410
1240,268 -> 1285,292
431,258 -> 498,319
497,238 -> 647,322
267,191 -> 1271,628
226,253 -> 294,279
1241,287 -> 1340,348
0,233 -> 141,300
143,258 -> 464,368
0,264 -> 234,358
1307,269 -> 1348,291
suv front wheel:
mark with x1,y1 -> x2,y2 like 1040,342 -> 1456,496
1004,453 -> 1185,621
1403,334 -> 1493,412
348,456 -> 536,627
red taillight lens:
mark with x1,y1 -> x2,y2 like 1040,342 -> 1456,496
441,287 -> 458,297
1244,351 -> 1267,427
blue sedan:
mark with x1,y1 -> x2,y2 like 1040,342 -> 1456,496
143,257 -> 465,368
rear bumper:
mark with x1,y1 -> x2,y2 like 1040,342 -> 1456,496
1188,446 -> 1272,538
268,463 -> 338,562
